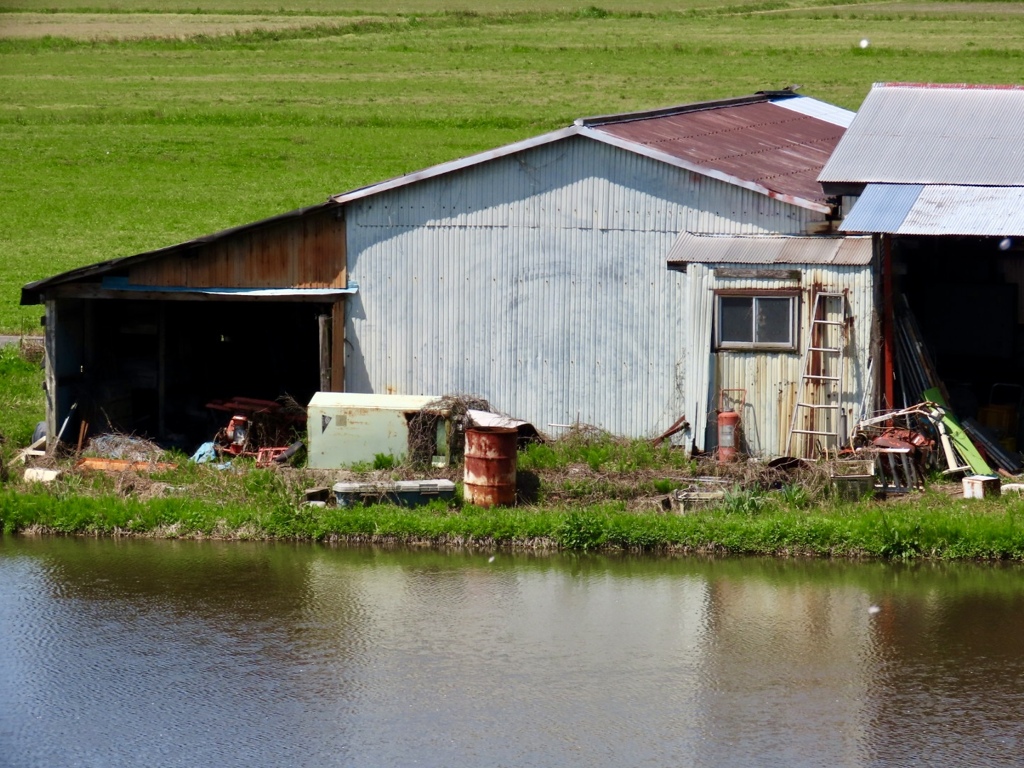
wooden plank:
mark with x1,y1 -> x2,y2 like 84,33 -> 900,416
319,313 -> 332,391
127,208 -> 345,290
331,300 -> 346,392
12,437 -> 47,466
76,457 -> 177,473
713,268 -> 801,280
43,300 -> 57,446
47,285 -> 344,303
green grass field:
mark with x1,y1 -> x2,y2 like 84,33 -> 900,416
4,1 -> 1024,331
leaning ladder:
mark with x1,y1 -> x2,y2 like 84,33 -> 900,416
787,292 -> 848,458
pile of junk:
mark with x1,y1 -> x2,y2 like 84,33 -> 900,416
190,396 -> 307,468
842,391 -> 1021,498
834,295 -> 1024,499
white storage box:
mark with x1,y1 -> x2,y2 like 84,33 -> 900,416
963,475 -> 1001,499
307,392 -> 449,469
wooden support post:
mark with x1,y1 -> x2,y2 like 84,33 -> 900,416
330,300 -> 346,392
318,313 -> 332,392
43,301 -> 57,448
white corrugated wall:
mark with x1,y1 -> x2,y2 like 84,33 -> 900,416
689,263 -> 875,458
345,136 -> 828,439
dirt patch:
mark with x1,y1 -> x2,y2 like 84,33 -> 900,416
0,13 -> 362,41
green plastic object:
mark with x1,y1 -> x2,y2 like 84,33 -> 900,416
923,387 -> 994,476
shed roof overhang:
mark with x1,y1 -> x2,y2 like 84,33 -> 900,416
840,183 -> 1024,236
666,231 -> 873,271
20,200 -> 343,306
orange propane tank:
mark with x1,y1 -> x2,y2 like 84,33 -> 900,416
718,409 -> 740,463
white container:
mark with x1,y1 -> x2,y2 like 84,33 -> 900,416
333,480 -> 456,507
963,475 -> 1001,499
307,392 -> 448,469
23,467 -> 60,484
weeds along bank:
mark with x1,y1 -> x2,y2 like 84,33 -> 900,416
4,452 -> 1024,560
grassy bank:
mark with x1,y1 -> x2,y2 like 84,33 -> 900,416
6,1 -> 1024,330
4,482 -> 1024,561
3,343 -> 1024,560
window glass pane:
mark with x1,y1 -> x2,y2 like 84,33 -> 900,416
756,297 -> 792,344
720,297 -> 753,343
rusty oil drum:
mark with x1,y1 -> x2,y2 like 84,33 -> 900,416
464,426 -> 517,507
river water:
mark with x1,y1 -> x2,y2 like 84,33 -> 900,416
2,537 -> 1023,767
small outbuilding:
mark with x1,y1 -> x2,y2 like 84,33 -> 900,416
23,89 -> 861,458
21,204 -> 354,448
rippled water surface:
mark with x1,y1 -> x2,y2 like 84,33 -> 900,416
2,537 -> 1024,767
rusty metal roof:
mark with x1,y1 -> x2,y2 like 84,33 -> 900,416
667,231 -> 873,268
335,93 -> 852,213
585,97 -> 849,207
841,183 -> 1024,236
820,83 -> 1024,193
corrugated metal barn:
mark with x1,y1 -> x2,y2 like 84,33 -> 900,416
23,89 -> 862,458
334,91 -> 857,456
821,82 -> 1024,450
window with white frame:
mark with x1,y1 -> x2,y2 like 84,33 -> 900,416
715,291 -> 798,351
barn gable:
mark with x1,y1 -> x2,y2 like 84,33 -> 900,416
339,93 -> 854,441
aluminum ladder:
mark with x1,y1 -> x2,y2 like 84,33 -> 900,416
787,292 -> 848,458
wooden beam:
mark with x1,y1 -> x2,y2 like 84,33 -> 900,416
331,300 -> 346,392
43,301 -> 57,447
45,284 -> 349,303
882,234 -> 895,410
319,313 -> 332,391
713,268 -> 801,281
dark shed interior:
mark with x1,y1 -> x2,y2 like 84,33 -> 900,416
896,235 -> 1024,449
54,298 -> 328,451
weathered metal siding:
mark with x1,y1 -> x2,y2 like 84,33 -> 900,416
129,208 -> 345,289
690,263 -> 874,457
345,136 -> 827,438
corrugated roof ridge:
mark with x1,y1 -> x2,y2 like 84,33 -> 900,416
575,92 -> 784,127
877,82 -> 1024,91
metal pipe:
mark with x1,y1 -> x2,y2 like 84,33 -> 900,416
882,234 -> 896,410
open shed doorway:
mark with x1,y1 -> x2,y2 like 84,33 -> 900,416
896,235 -> 1024,449
84,299 -> 332,451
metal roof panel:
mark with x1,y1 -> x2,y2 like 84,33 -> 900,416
841,183 -> 1024,236
666,232 -> 872,267
594,100 -> 844,206
839,184 -> 923,233
820,83 -> 1024,186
